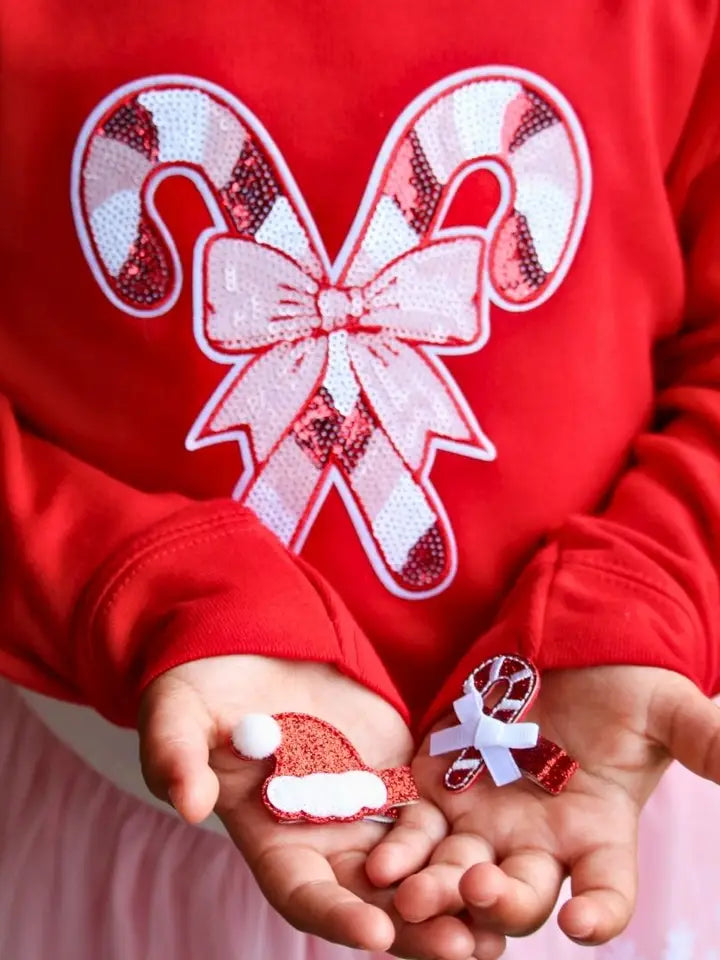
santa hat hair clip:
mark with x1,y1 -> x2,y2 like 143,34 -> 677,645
232,712 -> 419,824
430,655 -> 578,795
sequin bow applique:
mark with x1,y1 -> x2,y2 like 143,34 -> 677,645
231,712 -> 419,824
430,655 -> 578,795
201,231 -> 487,501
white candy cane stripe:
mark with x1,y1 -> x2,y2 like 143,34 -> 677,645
445,655 -> 540,792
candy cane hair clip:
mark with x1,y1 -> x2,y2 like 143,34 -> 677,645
231,712 -> 419,824
429,655 -> 578,795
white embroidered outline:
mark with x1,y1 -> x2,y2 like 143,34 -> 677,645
70,67 -> 592,601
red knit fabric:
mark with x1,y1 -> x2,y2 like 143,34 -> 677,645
2,1 -> 720,729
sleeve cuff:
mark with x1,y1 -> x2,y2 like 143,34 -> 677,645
421,549 -> 713,734
74,501 -> 408,727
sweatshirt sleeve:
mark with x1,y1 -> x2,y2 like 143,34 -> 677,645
0,398 -> 406,727
425,105 -> 720,727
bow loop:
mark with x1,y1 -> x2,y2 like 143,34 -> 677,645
198,231 -> 491,473
204,234 -> 486,354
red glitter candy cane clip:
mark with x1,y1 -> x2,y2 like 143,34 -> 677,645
431,655 -> 578,796
231,712 -> 419,824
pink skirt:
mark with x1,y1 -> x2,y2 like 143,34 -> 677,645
1,678 -> 718,960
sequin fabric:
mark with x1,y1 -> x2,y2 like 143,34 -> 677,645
405,130 -> 444,234
292,388 -> 374,473
116,221 -> 171,307
507,89 -> 560,153
73,71 -> 590,598
219,139 -> 280,235
101,99 -> 159,161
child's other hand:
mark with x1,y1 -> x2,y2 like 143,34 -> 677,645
368,665 -> 720,948
138,656 -> 503,959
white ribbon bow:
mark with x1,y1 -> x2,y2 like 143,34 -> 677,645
429,684 -> 540,787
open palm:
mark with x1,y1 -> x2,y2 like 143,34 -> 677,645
138,655 -> 505,959
368,666 -> 720,952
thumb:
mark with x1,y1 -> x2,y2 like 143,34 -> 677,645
654,675 -> 720,783
139,678 -> 220,824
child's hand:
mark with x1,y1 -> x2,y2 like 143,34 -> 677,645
368,665 -> 720,948
138,656 -> 504,959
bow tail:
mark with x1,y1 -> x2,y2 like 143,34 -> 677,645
481,746 -> 523,787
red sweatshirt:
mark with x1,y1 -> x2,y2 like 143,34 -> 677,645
2,0 -> 720,729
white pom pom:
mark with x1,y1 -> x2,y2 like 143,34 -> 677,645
232,714 -> 283,759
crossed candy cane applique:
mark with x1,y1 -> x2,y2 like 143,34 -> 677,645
71,68 -> 591,599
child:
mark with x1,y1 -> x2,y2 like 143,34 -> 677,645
2,0 -> 720,957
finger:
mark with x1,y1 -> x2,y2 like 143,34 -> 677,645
558,841 -> 637,945
139,689 -> 218,824
391,914 -> 477,960
468,926 -> 507,960
654,678 -> 720,783
394,833 -> 494,923
366,799 -> 448,887
329,841 -> 478,960
253,843 -> 395,951
460,851 -> 564,936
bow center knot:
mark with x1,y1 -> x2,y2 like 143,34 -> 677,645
472,712 -> 509,749
316,285 -> 366,333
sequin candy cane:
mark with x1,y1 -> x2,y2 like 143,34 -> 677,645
71,70 -> 591,600
430,655 -> 578,795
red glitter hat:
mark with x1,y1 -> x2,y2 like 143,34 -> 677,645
232,712 -> 418,824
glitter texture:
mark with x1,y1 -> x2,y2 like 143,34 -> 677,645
443,655 -> 578,795
519,736 -> 579,795
234,712 -> 418,824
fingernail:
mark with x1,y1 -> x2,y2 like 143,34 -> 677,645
471,892 -> 498,908
567,923 -> 593,942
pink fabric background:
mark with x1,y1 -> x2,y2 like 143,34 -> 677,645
1,678 -> 718,960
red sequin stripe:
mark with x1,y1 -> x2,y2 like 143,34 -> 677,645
100,98 -> 159,161
219,136 -> 281,235
116,221 -> 172,307
508,88 -> 560,153
512,210 -> 548,291
291,387 -> 375,471
400,524 -> 447,590
407,130 -> 444,236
